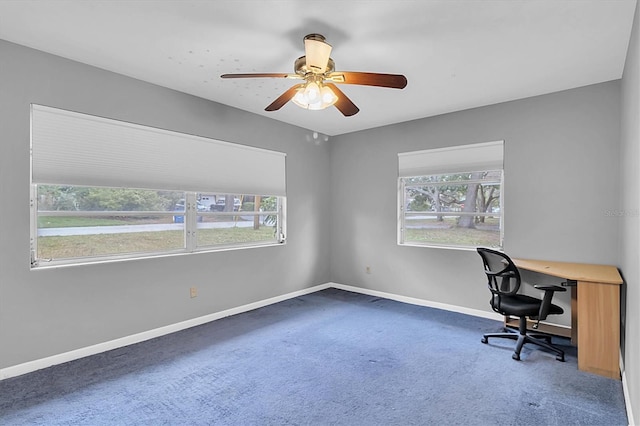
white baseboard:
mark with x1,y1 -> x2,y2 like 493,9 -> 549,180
0,278 -> 625,426
329,282 -> 504,322
0,282 -> 519,381
622,369 -> 636,426
3,282 -> 631,423
331,283 -> 631,426
0,283 -> 331,380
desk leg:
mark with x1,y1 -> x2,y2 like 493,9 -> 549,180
577,281 -> 620,379
571,286 -> 577,345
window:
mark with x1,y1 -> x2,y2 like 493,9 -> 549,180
30,105 -> 286,268
194,193 -> 284,249
35,186 -> 187,261
398,141 -> 504,249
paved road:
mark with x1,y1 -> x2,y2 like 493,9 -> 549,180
38,221 -> 256,237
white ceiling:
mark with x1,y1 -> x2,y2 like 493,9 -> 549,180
0,0 -> 636,136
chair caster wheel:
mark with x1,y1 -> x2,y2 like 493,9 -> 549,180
512,353 -> 521,361
556,355 -> 565,362
481,337 -> 488,344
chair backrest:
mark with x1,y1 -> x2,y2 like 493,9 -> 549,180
476,247 -> 521,297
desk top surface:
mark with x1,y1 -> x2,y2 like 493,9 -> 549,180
513,258 -> 623,285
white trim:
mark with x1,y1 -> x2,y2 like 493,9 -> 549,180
31,239 -> 285,270
0,283 -> 330,380
0,282 -> 495,380
0,282 -> 504,380
1,277 -> 627,426
329,282 -> 503,321
334,282 -> 629,423
622,369 -> 636,426
2,282 -> 629,421
333,282 -> 572,332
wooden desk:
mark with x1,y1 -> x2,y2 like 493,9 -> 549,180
513,258 -> 623,379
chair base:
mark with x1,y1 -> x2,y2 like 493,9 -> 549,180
481,320 -> 565,362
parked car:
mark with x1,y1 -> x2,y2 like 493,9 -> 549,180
210,197 -> 241,211
173,203 -> 205,223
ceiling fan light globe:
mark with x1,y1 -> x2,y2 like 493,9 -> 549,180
307,98 -> 325,110
320,85 -> 338,106
304,82 -> 320,103
291,81 -> 338,111
292,88 -> 309,108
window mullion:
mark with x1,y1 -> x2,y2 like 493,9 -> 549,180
185,192 -> 197,252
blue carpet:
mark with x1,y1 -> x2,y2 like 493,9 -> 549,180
0,288 -> 628,425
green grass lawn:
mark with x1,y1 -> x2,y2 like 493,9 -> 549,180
37,227 -> 276,260
404,227 -> 500,247
197,226 -> 275,246
404,217 -> 501,247
37,216 -> 137,228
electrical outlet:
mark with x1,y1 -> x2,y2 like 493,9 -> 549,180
366,266 -> 371,274
190,287 -> 197,298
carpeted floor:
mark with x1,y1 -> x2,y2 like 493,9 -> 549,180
0,288 -> 628,425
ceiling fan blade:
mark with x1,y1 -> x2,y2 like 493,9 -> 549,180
304,34 -> 332,74
220,73 -> 301,79
327,71 -> 407,89
265,84 -> 304,111
325,83 -> 359,117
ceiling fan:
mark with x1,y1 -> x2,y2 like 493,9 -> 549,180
220,34 -> 407,117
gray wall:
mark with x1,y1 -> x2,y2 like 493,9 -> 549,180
0,40 -> 332,369
620,2 -> 639,424
1,29 -> 637,422
329,81 -> 621,328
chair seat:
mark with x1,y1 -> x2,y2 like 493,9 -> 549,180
493,294 -> 564,318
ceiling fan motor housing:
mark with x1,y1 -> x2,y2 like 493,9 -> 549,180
303,33 -> 327,43
295,56 -> 335,76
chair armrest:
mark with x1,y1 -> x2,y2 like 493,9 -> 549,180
533,285 -> 566,292
534,285 -> 566,321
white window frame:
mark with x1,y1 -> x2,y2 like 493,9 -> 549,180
30,105 -> 287,268
192,193 -> 286,252
398,141 -> 504,250
30,186 -> 286,268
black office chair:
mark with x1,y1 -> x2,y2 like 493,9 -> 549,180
477,247 -> 566,362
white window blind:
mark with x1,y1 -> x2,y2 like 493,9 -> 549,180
398,140 -> 504,177
31,104 -> 287,196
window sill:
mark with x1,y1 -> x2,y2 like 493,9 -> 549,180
30,241 -> 286,270
398,242 -> 502,252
